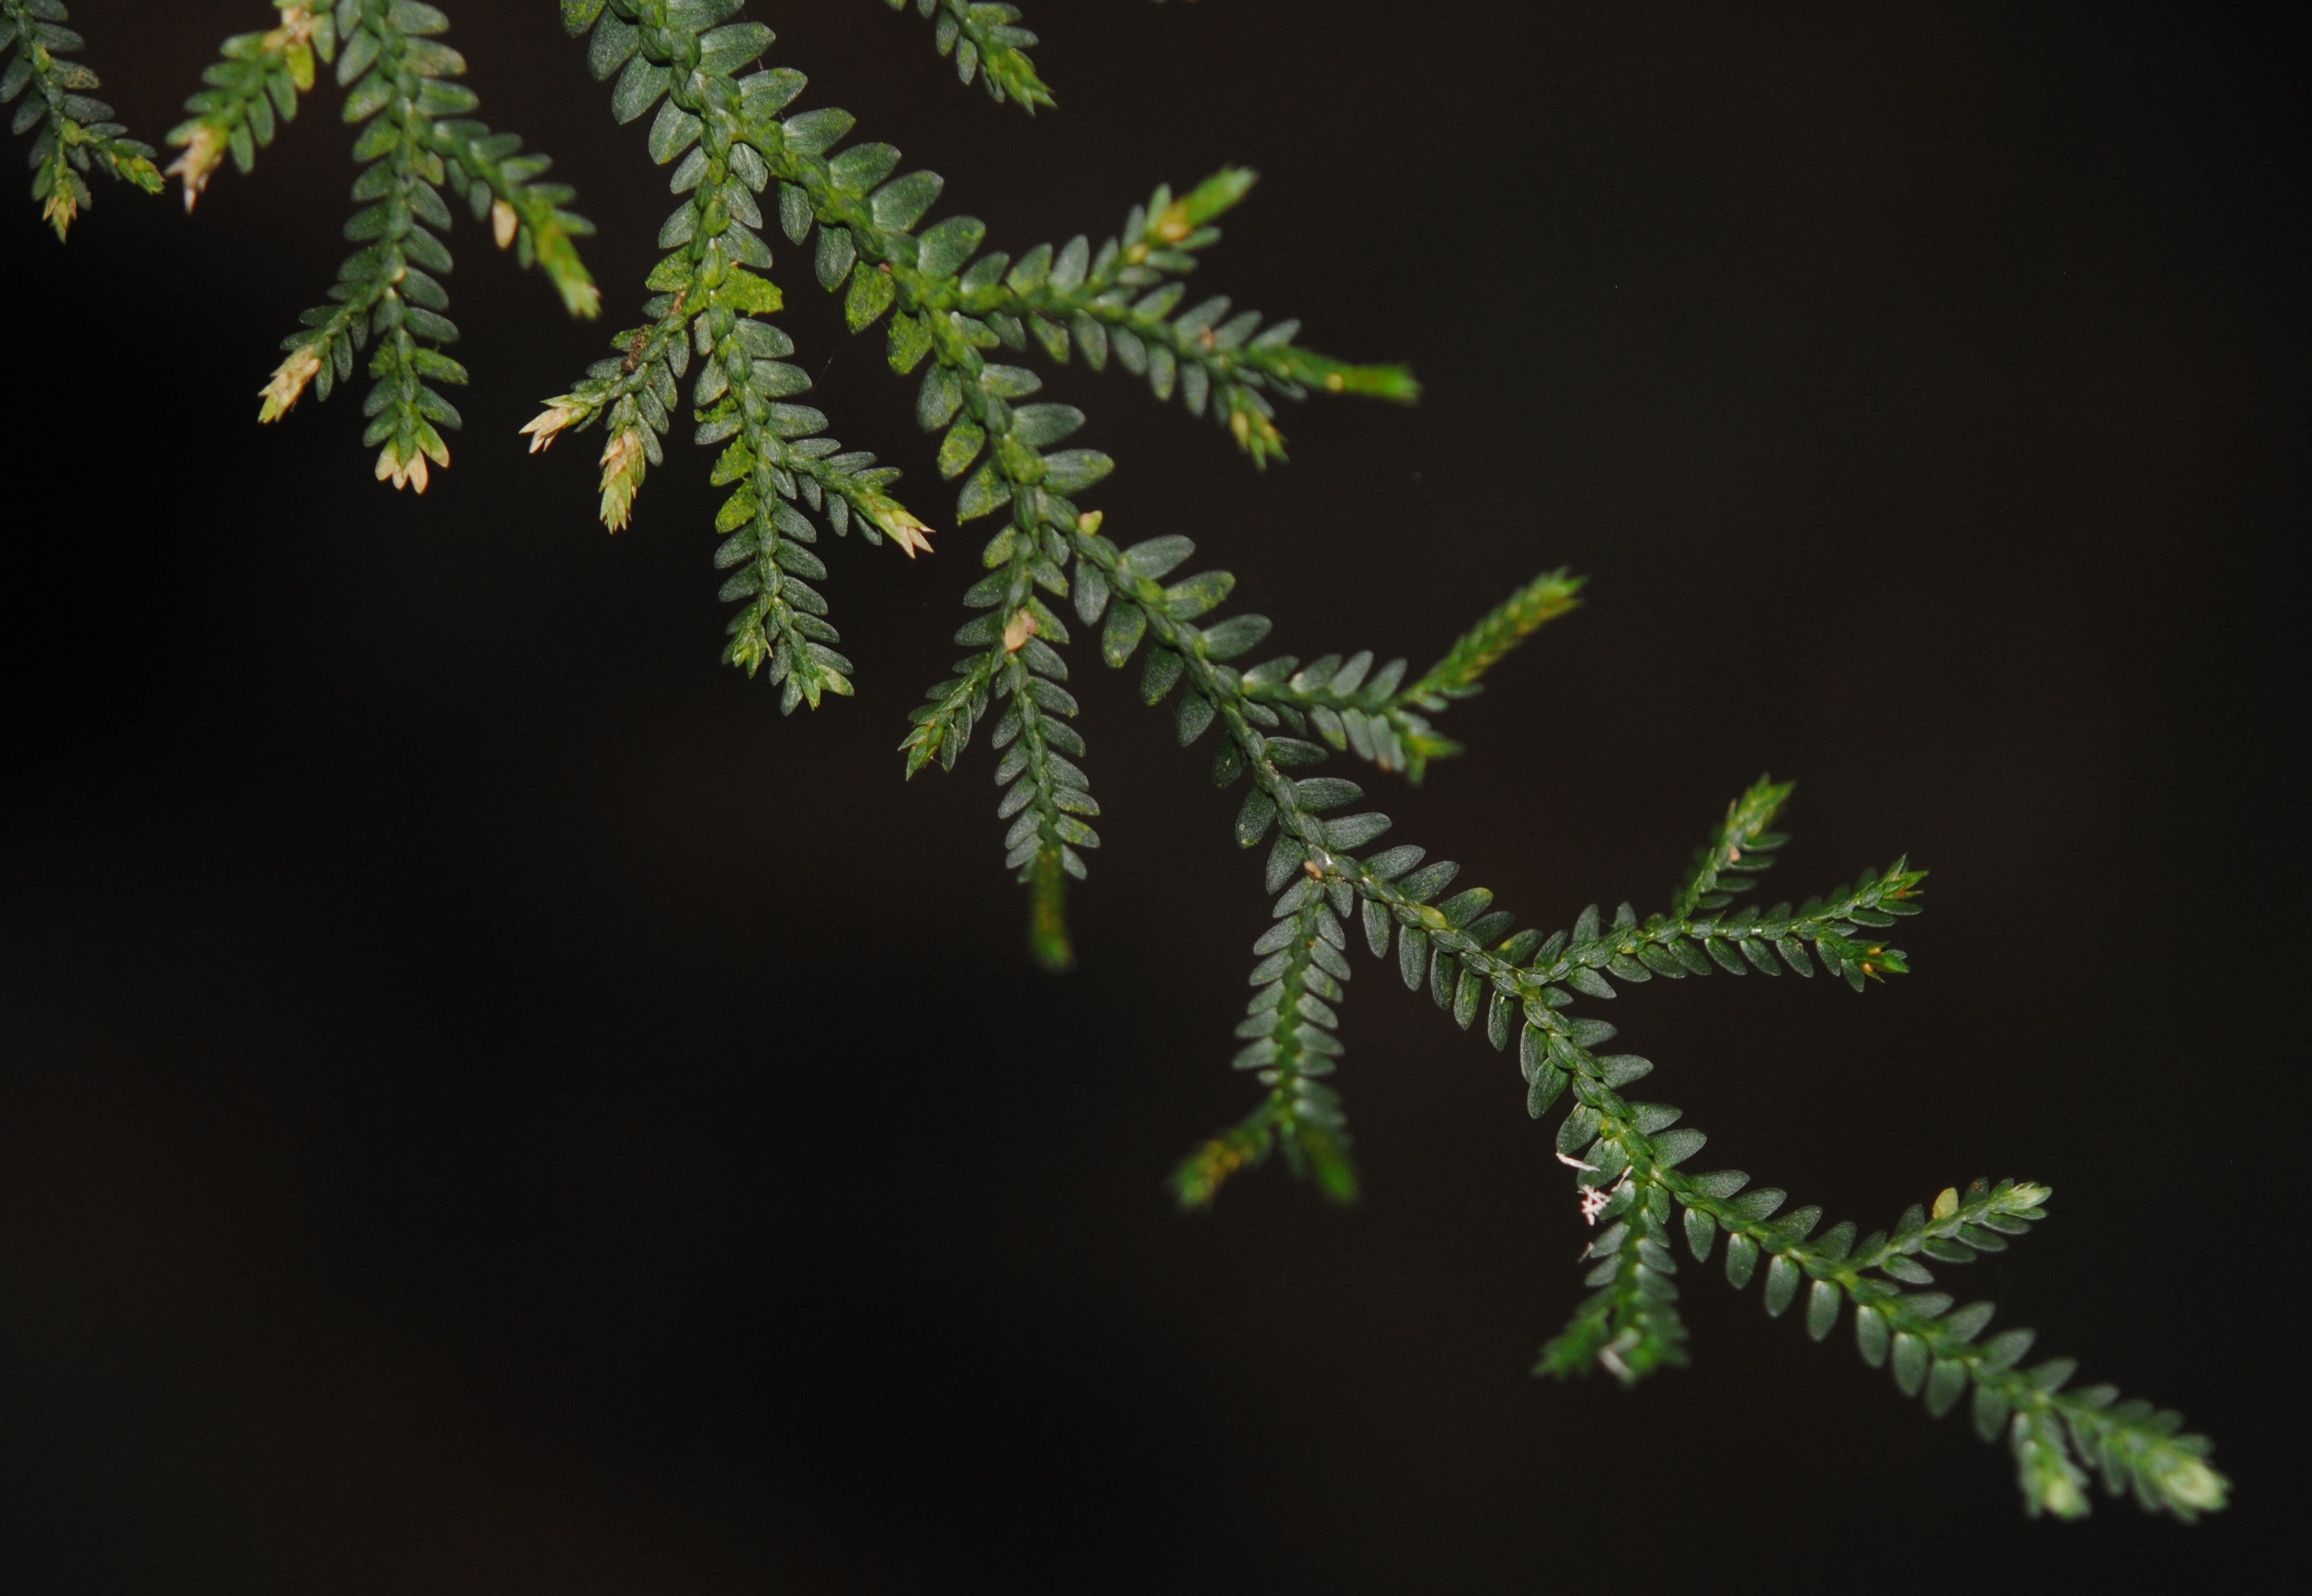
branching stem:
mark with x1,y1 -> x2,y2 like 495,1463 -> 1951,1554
1,0 -> 161,238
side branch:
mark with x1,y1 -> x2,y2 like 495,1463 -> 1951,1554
1659,1162 -> 2227,1521
1176,849 -> 1359,1208
1,0 -> 162,238
548,1 -> 931,716
247,0 -> 598,486
168,2 -> 333,208
879,0 -> 1051,111
1240,570 -> 1583,781
907,169 -> 1416,466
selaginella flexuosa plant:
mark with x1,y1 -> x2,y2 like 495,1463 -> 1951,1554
2,0 -> 2228,1522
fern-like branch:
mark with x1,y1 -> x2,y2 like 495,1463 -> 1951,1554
1534,1183 -> 1689,1383
1175,823 -> 1359,1207
0,0 -> 161,239
880,0 -> 1051,112
638,26 -> 1401,949
926,169 -> 1420,466
166,3 -> 333,208
216,1 -> 598,486
1241,570 -> 1584,781
1595,1136 -> 2228,1521
8,0 -> 2226,1530
1048,513 -> 2225,1521
588,10 -> 1407,951
546,0 -> 933,713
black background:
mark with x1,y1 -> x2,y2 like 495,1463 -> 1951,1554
1,1 -> 2298,1589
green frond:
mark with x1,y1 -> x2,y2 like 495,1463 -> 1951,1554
780,144 -> 1407,471
166,3 -> 335,210
887,168 -> 1415,467
4,0 -> 2217,1526
900,650 -> 998,776
1,0 -> 162,239
1534,1189 -> 1689,1384
231,1 -> 596,489
1172,1107 -> 1272,1212
1663,1169 -> 2227,1521
1238,651 -> 1433,780
1227,573 -> 1579,785
1176,858 -> 1361,1210
1507,989 -> 2225,1519
638,39 -> 1412,944
1670,775 -> 1792,916
549,0 -> 937,713
1174,1101 -> 1356,1214
1495,1001 -> 2225,1522
1064,507 -> 2215,1516
1400,569 -> 1584,707
1227,569 -> 1578,782
881,0 -> 1053,112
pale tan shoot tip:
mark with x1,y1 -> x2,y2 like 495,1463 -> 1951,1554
521,399 -> 585,454
374,436 -> 446,493
168,127 -> 226,213
867,494 -> 936,558
257,346 -> 324,423
598,427 -> 646,531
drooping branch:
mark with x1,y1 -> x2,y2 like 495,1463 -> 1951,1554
15,0 -> 2219,1526
1,0 -> 161,238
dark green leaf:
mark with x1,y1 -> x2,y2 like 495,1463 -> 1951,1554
1855,1305 -> 1890,1367
1925,1359 -> 1969,1418
1763,1254 -> 1801,1317
1683,1205 -> 1716,1262
1806,1279 -> 1840,1341
1891,1332 -> 1928,1397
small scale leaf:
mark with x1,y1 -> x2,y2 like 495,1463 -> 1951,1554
1121,535 -> 1196,581
1555,1104 -> 1601,1155
1973,1381 -> 2012,1442
1235,787 -> 1277,847
1101,601 -> 1147,668
1517,1023 -> 1548,1084
1398,926 -> 1427,991
1805,1279 -> 1840,1341
1855,1305 -> 1890,1367
1652,1128 -> 1706,1168
1682,1205 -> 1716,1262
1525,1063 -> 1568,1119
1890,1332 -> 1928,1397
1924,1358 -> 1969,1418
1362,898 -> 1391,958
1763,1254 -> 1801,1317
1140,648 -> 1185,704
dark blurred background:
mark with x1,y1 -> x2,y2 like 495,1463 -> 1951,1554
1,1 -> 2298,1589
